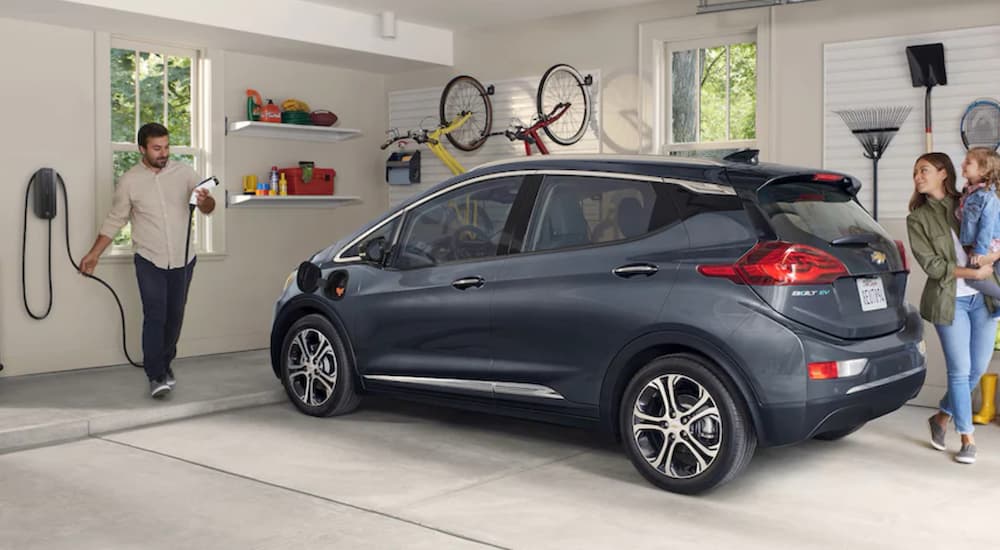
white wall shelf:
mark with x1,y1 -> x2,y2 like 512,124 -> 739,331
227,194 -> 362,208
228,120 -> 362,142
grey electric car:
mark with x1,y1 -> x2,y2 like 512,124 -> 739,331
269,153 -> 926,494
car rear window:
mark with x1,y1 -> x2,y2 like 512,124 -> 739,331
757,183 -> 890,243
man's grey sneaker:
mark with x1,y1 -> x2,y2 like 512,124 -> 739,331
955,444 -> 977,465
165,368 -> 176,388
150,378 -> 171,399
928,416 -> 946,451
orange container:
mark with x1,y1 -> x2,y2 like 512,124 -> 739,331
279,167 -> 335,195
261,99 -> 281,123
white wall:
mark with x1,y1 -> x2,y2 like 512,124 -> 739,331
386,0 -> 1000,407
0,17 -> 389,376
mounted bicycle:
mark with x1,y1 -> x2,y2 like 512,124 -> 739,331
494,63 -> 593,155
382,74 -> 494,175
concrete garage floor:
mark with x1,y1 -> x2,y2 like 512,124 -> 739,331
1,391 -> 997,549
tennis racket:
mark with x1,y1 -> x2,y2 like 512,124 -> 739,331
960,98 -> 1000,151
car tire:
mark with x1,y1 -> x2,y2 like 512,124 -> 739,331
280,314 -> 360,417
813,422 -> 866,441
619,354 -> 756,494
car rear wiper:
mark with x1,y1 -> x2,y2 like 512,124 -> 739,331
830,233 -> 879,246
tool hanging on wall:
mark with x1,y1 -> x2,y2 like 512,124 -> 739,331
906,43 -> 947,153
960,98 -> 1000,152
834,105 -> 912,221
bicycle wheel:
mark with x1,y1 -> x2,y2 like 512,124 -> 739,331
439,75 -> 493,152
537,64 -> 591,146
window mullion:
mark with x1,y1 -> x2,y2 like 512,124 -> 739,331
726,45 -> 731,142
696,48 -> 702,144
133,49 -> 140,143
163,55 -> 169,128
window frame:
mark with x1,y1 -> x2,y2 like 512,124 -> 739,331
519,173 -> 675,255
389,176 -> 524,271
637,10 -> 770,158
95,34 -> 226,260
664,32 -> 757,157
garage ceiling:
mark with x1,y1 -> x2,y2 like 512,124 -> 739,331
306,0 -> 669,30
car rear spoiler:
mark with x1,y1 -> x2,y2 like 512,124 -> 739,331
755,172 -> 861,196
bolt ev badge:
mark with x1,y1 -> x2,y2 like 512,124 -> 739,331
870,251 -> 887,265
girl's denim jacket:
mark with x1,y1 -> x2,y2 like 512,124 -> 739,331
959,186 -> 1000,256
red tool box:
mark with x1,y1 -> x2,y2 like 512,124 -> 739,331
278,167 -> 336,195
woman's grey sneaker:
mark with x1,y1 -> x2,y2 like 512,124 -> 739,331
150,379 -> 171,399
928,416 -> 946,451
955,444 -> 977,464
165,368 -> 176,388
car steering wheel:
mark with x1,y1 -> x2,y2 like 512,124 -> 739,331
451,224 -> 495,259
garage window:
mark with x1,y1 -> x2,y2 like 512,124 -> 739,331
99,37 -> 215,255
665,33 -> 756,159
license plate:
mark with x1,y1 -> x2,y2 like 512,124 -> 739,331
857,277 -> 887,312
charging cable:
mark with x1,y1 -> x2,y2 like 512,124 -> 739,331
21,172 -> 218,370
22,171 -> 145,367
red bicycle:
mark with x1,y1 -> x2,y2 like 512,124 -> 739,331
494,63 -> 593,155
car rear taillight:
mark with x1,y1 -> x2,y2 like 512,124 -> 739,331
698,241 -> 849,286
894,240 -> 909,272
808,359 -> 868,380
813,173 -> 846,182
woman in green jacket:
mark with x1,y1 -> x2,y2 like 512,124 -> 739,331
907,152 -> 997,465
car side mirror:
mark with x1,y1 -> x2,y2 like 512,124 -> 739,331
360,236 -> 388,266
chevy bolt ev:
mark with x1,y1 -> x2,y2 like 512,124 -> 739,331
270,153 -> 926,494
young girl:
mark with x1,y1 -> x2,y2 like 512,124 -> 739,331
959,148 -> 1000,298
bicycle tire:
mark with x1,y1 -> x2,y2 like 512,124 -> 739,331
439,75 -> 493,152
537,64 -> 591,147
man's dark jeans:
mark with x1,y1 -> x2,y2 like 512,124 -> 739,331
134,254 -> 195,382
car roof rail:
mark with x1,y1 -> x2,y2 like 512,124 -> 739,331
723,149 -> 760,166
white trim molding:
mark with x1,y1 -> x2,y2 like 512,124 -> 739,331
638,9 -> 771,159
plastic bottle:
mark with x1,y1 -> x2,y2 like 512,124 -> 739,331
279,172 -> 288,196
262,99 -> 281,123
269,166 -> 279,196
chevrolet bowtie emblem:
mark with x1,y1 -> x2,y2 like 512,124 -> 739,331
870,251 -> 887,265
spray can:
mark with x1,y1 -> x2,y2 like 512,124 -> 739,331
269,166 -> 279,196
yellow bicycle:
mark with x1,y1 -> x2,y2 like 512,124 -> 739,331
381,112 -> 474,176
381,74 -> 494,175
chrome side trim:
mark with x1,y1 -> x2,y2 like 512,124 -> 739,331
664,178 -> 737,196
364,375 -> 565,400
530,169 -> 663,184
493,382 -> 565,400
333,171 -> 537,263
335,169 -> 735,262
845,366 -> 925,395
333,210 -> 405,263
365,375 -> 494,394
472,154 -> 723,170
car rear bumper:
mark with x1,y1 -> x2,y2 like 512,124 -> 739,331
758,357 -> 926,447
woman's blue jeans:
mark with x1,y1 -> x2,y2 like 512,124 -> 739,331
934,293 -> 998,434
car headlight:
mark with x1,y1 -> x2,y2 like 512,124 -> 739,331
917,339 -> 926,358
283,270 -> 297,292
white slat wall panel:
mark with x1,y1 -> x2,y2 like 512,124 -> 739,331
387,70 -> 601,208
824,26 -> 1000,220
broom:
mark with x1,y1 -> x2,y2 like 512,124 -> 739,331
834,106 -> 912,220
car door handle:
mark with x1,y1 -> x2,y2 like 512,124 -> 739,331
452,276 -> 486,290
612,264 -> 659,278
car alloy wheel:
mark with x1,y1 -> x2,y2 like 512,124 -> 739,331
631,374 -> 722,479
285,327 -> 339,407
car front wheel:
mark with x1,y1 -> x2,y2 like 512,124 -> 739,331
280,314 -> 360,417
620,354 -> 756,494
